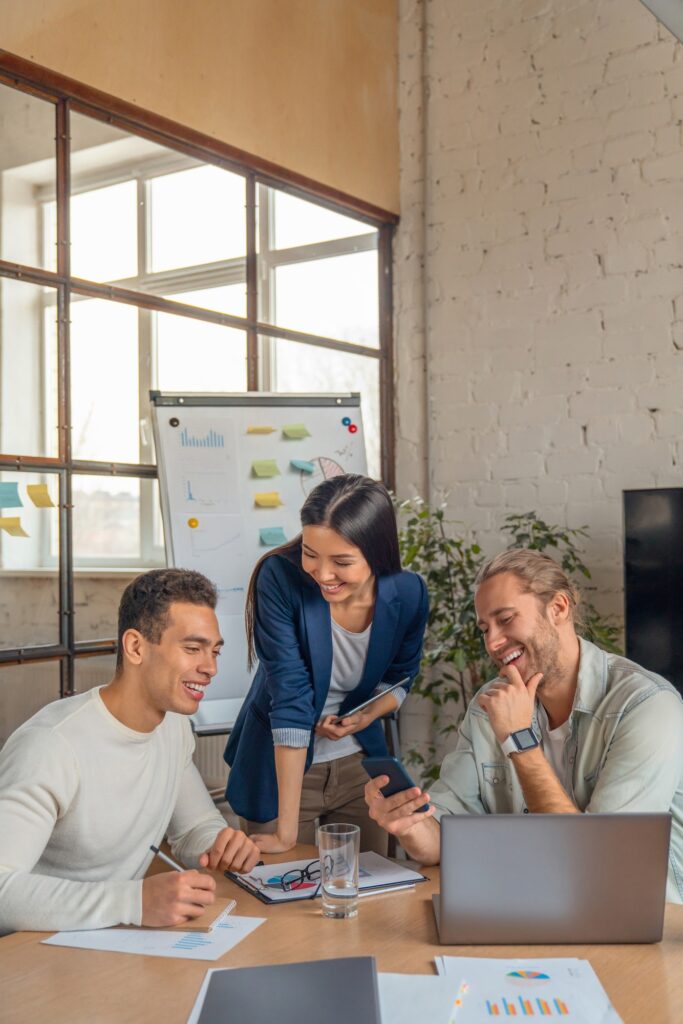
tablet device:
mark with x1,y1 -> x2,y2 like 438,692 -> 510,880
331,677 -> 409,724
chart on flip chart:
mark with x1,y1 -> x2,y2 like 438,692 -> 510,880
151,392 -> 368,727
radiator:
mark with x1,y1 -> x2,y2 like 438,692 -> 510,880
193,733 -> 229,793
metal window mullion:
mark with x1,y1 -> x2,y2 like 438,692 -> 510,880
257,185 -> 275,389
245,174 -> 258,391
378,224 -> 395,491
56,98 -> 74,697
266,232 -> 378,270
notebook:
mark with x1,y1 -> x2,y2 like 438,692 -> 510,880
193,957 -> 381,1024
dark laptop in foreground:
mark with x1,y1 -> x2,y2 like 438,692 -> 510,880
433,813 -> 671,944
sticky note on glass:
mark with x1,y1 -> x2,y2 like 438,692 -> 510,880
282,423 -> 311,440
251,459 -> 280,478
290,459 -> 315,474
247,426 -> 276,435
260,527 -> 287,547
254,492 -> 283,508
27,483 -> 55,508
0,517 -> 29,537
0,482 -> 22,509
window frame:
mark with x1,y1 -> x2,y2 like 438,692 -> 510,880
0,55 -> 396,697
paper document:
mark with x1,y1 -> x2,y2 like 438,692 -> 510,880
42,910 -> 264,961
435,957 -> 622,1023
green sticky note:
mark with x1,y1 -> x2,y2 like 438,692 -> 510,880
252,459 -> 280,478
290,459 -> 315,474
260,527 -> 287,547
282,423 -> 311,440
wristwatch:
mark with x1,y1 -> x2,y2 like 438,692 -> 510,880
500,727 -> 540,758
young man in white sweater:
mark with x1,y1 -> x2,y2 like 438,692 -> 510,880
0,568 -> 260,933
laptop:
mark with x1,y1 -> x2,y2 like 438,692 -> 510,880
433,813 -> 671,944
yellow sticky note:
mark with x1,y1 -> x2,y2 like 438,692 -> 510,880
247,426 -> 276,435
0,517 -> 29,537
282,423 -> 311,440
27,483 -> 55,508
254,492 -> 283,508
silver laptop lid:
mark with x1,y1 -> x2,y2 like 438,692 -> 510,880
437,813 -> 670,944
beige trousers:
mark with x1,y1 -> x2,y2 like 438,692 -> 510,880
241,750 -> 388,855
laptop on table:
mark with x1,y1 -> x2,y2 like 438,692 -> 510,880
433,813 -> 671,944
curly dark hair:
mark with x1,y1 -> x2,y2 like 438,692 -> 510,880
116,568 -> 218,671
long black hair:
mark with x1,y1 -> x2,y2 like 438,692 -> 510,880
245,474 -> 401,667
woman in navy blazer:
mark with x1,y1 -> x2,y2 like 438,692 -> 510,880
224,474 -> 428,855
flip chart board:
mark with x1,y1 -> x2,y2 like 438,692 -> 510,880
151,392 -> 367,727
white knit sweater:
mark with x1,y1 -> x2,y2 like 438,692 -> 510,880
0,687 -> 227,933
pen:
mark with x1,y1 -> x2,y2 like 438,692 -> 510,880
150,844 -> 184,872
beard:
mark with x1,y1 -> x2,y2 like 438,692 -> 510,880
521,614 -> 562,687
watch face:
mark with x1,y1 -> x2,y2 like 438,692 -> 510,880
513,728 -> 538,751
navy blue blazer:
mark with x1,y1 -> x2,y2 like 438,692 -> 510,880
224,553 -> 429,823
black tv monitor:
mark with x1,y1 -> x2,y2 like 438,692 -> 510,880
624,488 -> 683,694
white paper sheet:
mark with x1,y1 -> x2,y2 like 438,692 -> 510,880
42,911 -> 264,962
436,956 -> 622,1023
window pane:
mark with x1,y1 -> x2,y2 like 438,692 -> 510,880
0,661 -> 61,745
164,284 -> 246,319
270,339 -> 381,478
271,188 -> 376,249
0,470 -> 60,649
154,313 -> 247,392
271,251 -> 379,347
74,654 -> 117,692
69,112 -> 160,284
73,475 -> 141,563
0,83 -> 57,271
149,165 -> 246,272
70,298 -> 140,463
71,180 -> 138,281
0,277 -> 58,458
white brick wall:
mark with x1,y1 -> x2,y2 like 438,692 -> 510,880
395,0 -> 683,755
396,0 -> 683,617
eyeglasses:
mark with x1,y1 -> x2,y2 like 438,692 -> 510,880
246,856 -> 333,893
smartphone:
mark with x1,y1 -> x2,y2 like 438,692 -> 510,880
361,755 -> 430,813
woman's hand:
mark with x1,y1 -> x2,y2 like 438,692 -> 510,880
314,710 -> 373,740
249,825 -> 298,854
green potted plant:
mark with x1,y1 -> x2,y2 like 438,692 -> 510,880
396,501 -> 621,781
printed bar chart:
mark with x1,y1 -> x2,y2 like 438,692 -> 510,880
485,996 -> 570,1017
180,427 -> 225,449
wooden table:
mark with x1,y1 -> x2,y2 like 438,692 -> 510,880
2,847 -> 682,1023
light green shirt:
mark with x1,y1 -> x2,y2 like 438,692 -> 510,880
429,638 -> 683,903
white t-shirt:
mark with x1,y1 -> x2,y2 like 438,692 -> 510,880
313,617 -> 372,764
0,687 -> 227,933
536,702 -> 572,796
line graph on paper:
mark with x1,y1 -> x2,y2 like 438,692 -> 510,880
181,470 -> 239,514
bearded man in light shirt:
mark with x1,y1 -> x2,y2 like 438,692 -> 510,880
365,549 -> 683,903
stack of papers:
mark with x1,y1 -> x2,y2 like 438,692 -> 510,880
228,851 -> 427,905
435,956 -> 622,1022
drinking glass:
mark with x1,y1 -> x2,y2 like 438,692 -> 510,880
317,823 -> 360,919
